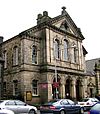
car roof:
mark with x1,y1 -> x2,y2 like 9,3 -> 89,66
0,100 -> 22,103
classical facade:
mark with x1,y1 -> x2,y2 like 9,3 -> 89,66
0,7 -> 97,104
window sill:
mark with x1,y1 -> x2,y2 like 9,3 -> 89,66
32,95 -> 40,97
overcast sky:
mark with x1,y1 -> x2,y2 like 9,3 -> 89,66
0,0 -> 100,60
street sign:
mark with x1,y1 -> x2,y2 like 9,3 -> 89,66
53,82 -> 59,88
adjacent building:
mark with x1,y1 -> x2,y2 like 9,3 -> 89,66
86,58 -> 100,96
0,7 -> 97,104
0,36 -> 4,99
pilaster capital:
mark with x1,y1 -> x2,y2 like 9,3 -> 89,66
71,79 -> 76,86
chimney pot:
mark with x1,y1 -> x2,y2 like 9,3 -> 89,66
37,14 -> 42,19
0,36 -> 3,44
43,11 -> 48,16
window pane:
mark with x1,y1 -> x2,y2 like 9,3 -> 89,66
3,51 -> 7,68
15,100 -> 25,105
54,40 -> 60,59
32,46 -> 37,64
5,101 -> 16,105
63,40 -> 68,60
13,47 -> 18,65
32,80 -> 38,95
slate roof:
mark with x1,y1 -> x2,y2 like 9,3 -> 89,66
86,58 -> 100,75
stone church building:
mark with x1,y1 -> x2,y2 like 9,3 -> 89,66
0,7 -> 97,104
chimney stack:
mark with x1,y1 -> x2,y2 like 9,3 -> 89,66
0,36 -> 3,44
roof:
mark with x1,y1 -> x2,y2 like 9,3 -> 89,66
86,58 -> 100,74
82,46 -> 88,55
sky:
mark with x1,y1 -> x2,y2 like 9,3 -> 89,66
0,0 -> 100,60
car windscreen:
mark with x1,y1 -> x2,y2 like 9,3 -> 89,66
80,99 -> 89,102
43,99 -> 59,105
67,99 -> 75,105
91,104 -> 100,111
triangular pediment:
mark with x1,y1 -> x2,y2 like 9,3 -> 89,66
50,7 -> 85,40
52,17 -> 75,35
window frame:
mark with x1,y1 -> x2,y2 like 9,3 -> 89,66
32,45 -> 37,64
32,79 -> 38,96
63,39 -> 68,61
54,39 -> 60,59
3,51 -> 7,68
13,80 -> 18,96
13,46 -> 19,66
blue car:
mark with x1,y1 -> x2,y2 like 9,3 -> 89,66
40,99 -> 84,114
88,102 -> 100,114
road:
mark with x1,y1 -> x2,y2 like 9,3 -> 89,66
37,110 -> 88,114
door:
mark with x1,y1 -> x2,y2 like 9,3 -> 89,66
61,99 -> 73,114
67,99 -> 79,114
15,100 -> 29,113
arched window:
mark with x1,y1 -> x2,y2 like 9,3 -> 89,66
13,46 -> 18,65
72,47 -> 77,63
74,48 -> 77,62
32,80 -> 38,95
70,42 -> 77,63
32,46 -> 37,64
54,39 -> 60,59
3,51 -> 7,68
63,39 -> 68,60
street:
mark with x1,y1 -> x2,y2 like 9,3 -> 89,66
37,110 -> 40,114
37,110 -> 88,114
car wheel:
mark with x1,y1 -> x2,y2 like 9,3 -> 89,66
60,110 -> 65,114
28,109 -> 35,114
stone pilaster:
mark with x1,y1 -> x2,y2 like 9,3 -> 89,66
60,76 -> 66,98
80,80 -> 85,98
60,84 -> 65,98
71,79 -> 76,99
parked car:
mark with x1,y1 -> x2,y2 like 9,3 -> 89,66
88,102 -> 100,114
40,99 -> 84,114
0,109 -> 14,114
0,100 -> 37,114
78,98 -> 99,111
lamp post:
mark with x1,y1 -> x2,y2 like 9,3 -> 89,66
54,57 -> 58,99
54,40 -> 59,99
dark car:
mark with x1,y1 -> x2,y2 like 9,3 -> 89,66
88,102 -> 100,114
40,99 -> 84,114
